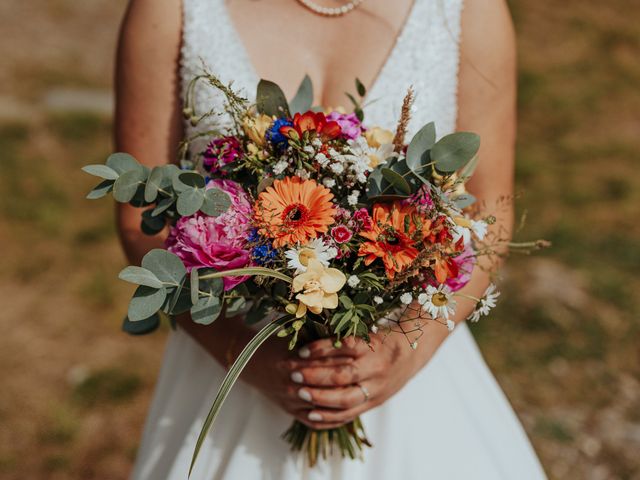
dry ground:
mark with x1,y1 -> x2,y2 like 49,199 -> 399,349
0,0 -> 639,479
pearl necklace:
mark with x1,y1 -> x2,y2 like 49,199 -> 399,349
296,0 -> 365,17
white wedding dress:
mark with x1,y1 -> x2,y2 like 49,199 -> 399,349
131,0 -> 547,478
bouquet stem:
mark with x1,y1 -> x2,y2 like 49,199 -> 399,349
282,417 -> 371,466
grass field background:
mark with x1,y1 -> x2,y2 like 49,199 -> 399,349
0,1 -> 639,478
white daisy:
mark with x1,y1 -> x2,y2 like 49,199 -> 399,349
478,283 -> 500,315
347,275 -> 360,288
400,292 -> 413,305
446,319 -> 456,331
284,238 -> 337,274
467,309 -> 482,323
421,285 -> 457,320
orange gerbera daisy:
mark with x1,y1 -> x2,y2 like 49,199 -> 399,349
357,202 -> 421,279
254,176 -> 337,248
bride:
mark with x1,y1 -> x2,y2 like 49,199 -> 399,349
116,0 -> 547,478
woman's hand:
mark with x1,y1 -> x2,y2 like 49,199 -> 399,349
240,333 -> 356,427
281,331 -> 429,430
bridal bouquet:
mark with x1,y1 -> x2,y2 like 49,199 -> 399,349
83,73 -> 526,470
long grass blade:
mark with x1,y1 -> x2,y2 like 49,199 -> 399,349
189,315 -> 293,476
198,267 -> 292,284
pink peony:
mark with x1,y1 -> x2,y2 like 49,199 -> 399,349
331,225 -> 353,244
165,179 -> 252,290
326,111 -> 364,140
445,244 -> 476,292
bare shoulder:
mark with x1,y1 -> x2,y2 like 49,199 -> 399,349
458,0 -> 516,92
118,0 -> 182,63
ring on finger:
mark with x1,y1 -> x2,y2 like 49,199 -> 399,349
357,382 -> 370,403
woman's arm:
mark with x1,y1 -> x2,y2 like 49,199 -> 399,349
115,0 -> 321,425
284,0 -> 517,428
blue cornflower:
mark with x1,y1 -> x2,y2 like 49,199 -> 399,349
266,118 -> 293,147
251,244 -> 278,265
246,227 -> 260,243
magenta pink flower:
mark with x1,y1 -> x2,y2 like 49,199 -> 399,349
326,112 -> 364,140
352,208 -> 373,231
203,136 -> 242,174
331,225 -> 353,244
165,179 -> 252,290
404,185 -> 434,212
445,244 -> 476,292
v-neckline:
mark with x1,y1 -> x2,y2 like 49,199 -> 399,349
218,0 -> 419,102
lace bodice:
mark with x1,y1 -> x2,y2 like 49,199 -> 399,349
180,0 -> 464,151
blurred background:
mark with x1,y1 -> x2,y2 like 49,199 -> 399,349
0,1 -> 639,478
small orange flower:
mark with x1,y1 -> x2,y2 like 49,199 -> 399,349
254,176 -> 337,248
279,111 -> 341,142
357,202 -> 420,279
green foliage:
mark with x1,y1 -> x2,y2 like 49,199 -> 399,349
289,74 -> 313,115
431,132 -> 480,173
122,313 -> 161,335
405,122 -> 436,172
256,79 -> 290,117
118,266 -> 163,288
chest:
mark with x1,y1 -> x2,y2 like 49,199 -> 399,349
181,0 -> 464,140
225,0 -> 415,106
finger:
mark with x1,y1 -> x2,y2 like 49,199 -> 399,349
296,384 -> 368,409
289,356 -> 379,387
305,400 -> 373,425
280,355 -> 355,372
294,413 -> 348,430
298,336 -> 370,360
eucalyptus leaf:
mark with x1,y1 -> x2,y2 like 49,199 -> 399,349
141,249 -> 187,287
177,171 -> 206,189
381,168 -> 412,195
118,266 -> 163,288
366,168 -> 383,197
200,188 -> 231,216
106,152 -> 140,174
256,79 -> 290,117
152,196 -> 175,216
86,179 -> 114,199
190,268 -> 200,306
128,285 -> 167,322
177,188 -> 205,216
122,313 -> 160,336
82,164 -> 119,180
113,169 -> 145,203
165,280 -> 193,315
288,75 -> 313,115
432,132 -> 480,173
257,176 -> 274,194
406,122 -> 436,172
141,208 -> 166,235
191,295 -> 222,325
459,153 -> 480,180
144,167 -> 164,202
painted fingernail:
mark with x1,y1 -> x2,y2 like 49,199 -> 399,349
308,412 -> 323,422
298,389 -> 312,402
298,346 -> 310,358
290,371 -> 304,384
